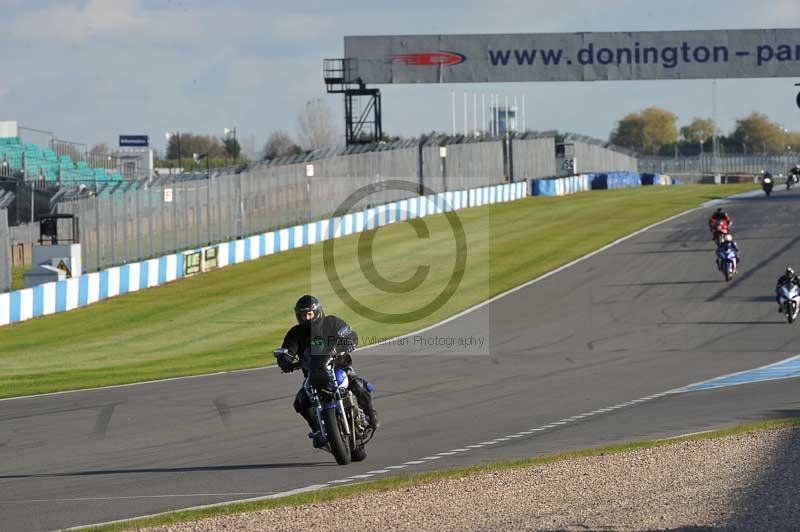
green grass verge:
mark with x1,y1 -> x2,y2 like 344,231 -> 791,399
0,184 -> 756,399
74,416 -> 800,532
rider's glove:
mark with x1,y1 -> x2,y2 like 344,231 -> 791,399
277,354 -> 295,373
343,342 -> 356,354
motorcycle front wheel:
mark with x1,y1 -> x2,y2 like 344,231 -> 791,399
322,408 -> 351,465
351,447 -> 368,462
786,302 -> 795,324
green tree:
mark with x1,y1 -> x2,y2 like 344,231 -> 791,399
680,117 -> 716,154
610,106 -> 678,154
262,130 -> 302,160
679,117 -> 719,154
786,132 -> 800,155
89,143 -> 110,156
731,112 -> 785,154
166,133 -> 225,160
610,112 -> 645,151
640,106 -> 678,154
222,137 -> 242,161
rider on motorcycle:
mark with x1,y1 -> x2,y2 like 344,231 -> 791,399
715,233 -> 740,271
776,268 -> 800,313
709,208 -> 731,226
277,295 -> 379,448
787,165 -> 800,188
708,208 -> 732,238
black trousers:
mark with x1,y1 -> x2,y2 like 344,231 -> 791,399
293,374 -> 376,430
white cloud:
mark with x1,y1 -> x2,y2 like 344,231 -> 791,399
9,0 -> 213,45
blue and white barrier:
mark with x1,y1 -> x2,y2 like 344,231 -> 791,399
590,171 -> 642,190
640,173 -> 674,186
532,172 -> 674,197
0,181 -> 527,328
532,175 -> 592,196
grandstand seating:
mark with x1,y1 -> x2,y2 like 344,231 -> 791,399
0,136 -> 126,187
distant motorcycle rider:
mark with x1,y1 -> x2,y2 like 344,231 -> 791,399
776,268 -> 800,313
715,233 -> 740,272
788,165 -> 800,187
276,295 -> 379,448
708,207 -> 731,228
708,208 -> 732,241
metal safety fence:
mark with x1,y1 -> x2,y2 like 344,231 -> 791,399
0,192 -> 14,292
638,155 -> 800,177
56,172 -> 500,273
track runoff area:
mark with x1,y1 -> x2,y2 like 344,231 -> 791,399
2,185 -> 800,531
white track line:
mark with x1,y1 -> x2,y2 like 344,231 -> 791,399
66,196 -> 786,530
65,484 -> 336,530
656,429 -> 716,441
0,493 -> 273,504
5,204 -> 701,403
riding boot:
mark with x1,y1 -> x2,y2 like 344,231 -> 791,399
356,391 -> 380,430
349,374 -> 380,430
299,408 -> 325,447
299,407 -> 316,431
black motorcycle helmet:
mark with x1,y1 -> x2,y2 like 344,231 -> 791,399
294,294 -> 324,324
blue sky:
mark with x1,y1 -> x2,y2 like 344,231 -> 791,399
1,0 -> 799,157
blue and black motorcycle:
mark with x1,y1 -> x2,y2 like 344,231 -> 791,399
717,246 -> 738,282
273,326 -> 374,465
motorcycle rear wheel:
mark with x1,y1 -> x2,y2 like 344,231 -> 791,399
322,408 -> 351,465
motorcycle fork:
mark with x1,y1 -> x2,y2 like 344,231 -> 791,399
308,392 -> 325,437
334,389 -> 351,437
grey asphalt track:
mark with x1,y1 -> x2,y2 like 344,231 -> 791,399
3,187 -> 800,532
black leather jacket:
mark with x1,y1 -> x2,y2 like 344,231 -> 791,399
280,315 -> 358,375
776,274 -> 800,290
